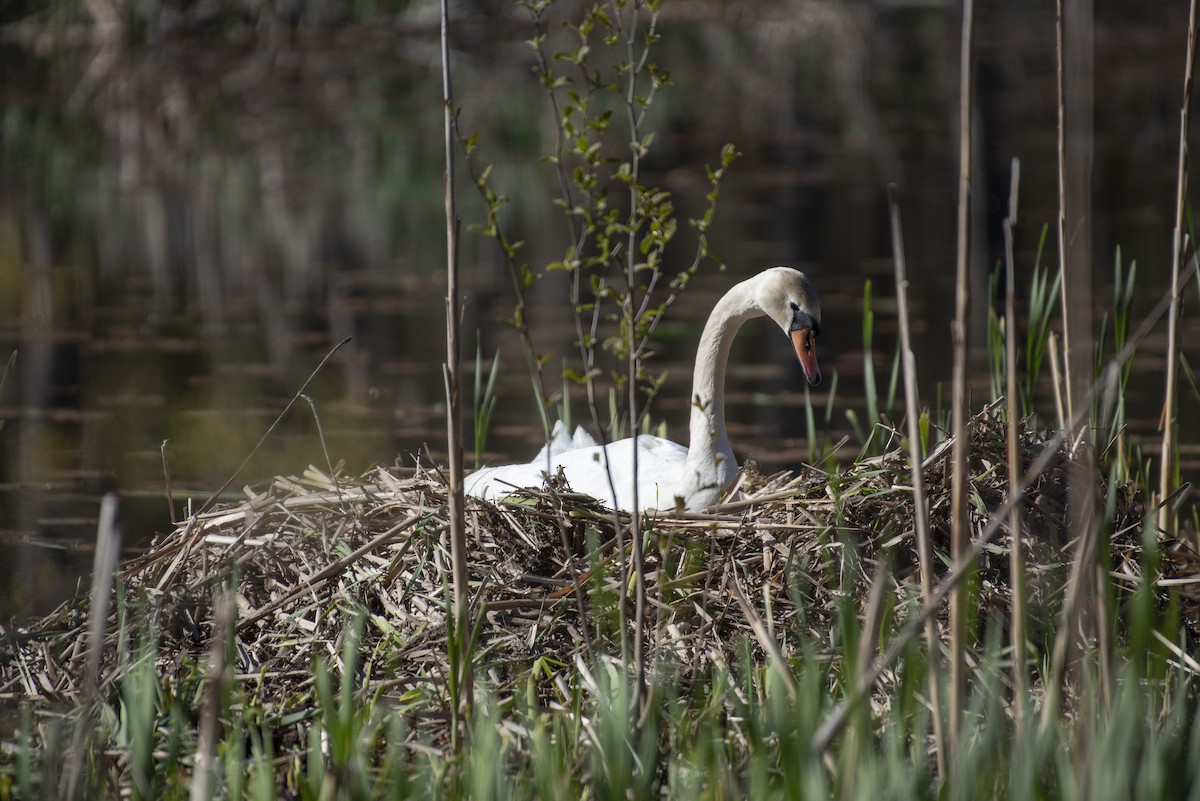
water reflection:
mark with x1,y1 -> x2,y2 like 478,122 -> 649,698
1,0 -> 1197,618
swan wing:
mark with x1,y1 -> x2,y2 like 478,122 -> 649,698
463,461 -> 554,502
569,425 -> 599,451
531,420 -> 573,464
529,422 -> 601,464
465,435 -> 692,511
550,436 -> 689,511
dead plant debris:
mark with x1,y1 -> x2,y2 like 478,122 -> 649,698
2,410 -> 1196,748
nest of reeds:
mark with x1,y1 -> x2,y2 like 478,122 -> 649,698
3,408 -> 1197,750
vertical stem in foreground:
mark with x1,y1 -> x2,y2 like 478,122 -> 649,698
1063,0 -> 1099,724
1003,159 -> 1029,734
1063,0 -> 1094,432
440,0 -> 472,737
1159,0 -> 1198,538
887,185 -> 945,781
948,0 -> 975,760
1054,0 -> 1074,424
615,0 -> 648,708
60,493 -> 121,801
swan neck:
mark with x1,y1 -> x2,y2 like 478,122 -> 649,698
687,282 -> 759,468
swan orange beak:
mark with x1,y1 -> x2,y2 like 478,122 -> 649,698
791,327 -> 821,386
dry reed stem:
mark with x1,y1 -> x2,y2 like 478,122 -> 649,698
887,183 -> 945,777
440,0 -> 472,731
1003,158 -> 1029,732
729,572 -> 796,702
161,440 -> 176,526
1054,0 -> 1072,424
814,257 -> 1199,757
1158,0 -> 1198,538
189,588 -> 234,801
9,262 -> 1199,785
195,337 -> 351,521
58,493 -> 119,801
1048,332 -> 1066,430
1062,0 -> 1100,738
949,0 -> 976,760
0,432 -> 1180,782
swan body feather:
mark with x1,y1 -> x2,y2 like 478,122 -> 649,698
464,266 -> 822,512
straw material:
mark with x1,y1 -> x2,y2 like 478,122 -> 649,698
3,409 -> 1195,747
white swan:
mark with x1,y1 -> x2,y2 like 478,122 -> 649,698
464,266 -> 822,512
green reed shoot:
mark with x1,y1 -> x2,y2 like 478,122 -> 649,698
473,335 -> 501,469
863,280 -> 878,437
1096,249 -> 1137,479
1021,226 -> 1063,418
988,262 -> 1005,403
804,382 -> 818,462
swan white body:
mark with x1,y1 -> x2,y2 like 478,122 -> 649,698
465,266 -> 822,512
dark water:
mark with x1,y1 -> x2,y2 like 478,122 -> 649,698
1,0 -> 1198,618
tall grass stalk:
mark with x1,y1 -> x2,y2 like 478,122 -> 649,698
948,0 -> 976,760
886,183 -> 945,778
1158,0 -> 1198,537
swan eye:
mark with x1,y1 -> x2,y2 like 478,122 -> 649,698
789,301 -> 800,312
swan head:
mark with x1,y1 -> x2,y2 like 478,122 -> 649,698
757,266 -> 822,386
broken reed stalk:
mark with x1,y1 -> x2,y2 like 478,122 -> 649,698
59,493 -> 120,801
813,254 -> 1199,759
1158,0 -> 1198,538
141,349 -> 352,594
194,337 -> 351,520
1002,158 -> 1029,733
188,588 -> 234,801
161,439 -> 176,525
730,573 -> 797,702
839,562 -> 890,801
886,183 -> 945,778
302,393 -> 345,510
948,0 -> 975,758
1048,331 -> 1066,430
1043,453 -> 1108,732
440,0 -> 473,733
